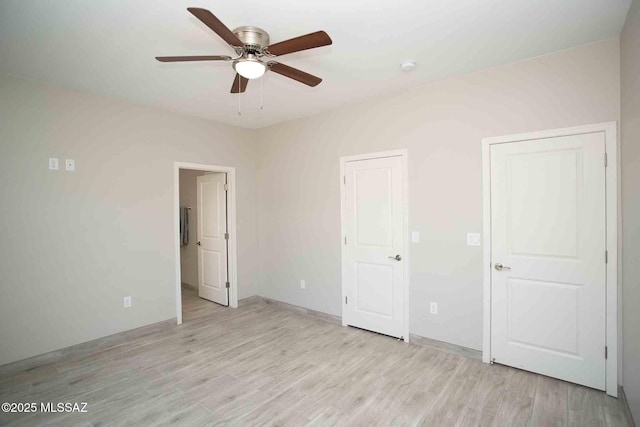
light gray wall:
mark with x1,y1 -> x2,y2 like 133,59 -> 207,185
0,37 -> 625,369
621,0 -> 640,422
179,169 -> 205,289
0,73 -> 258,365
256,39 -> 621,350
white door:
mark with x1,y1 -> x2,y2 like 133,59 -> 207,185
490,132 -> 606,390
197,173 -> 229,306
343,155 -> 405,338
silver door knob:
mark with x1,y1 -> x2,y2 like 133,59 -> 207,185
388,255 -> 402,261
494,263 -> 511,271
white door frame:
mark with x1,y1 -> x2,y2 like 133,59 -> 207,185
174,162 -> 239,325
339,149 -> 410,342
481,122 -> 619,396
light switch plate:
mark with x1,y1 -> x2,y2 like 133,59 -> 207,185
123,296 -> 132,308
411,231 -> 420,243
466,233 -> 481,246
300,279 -> 306,289
49,158 -> 59,170
65,159 -> 75,171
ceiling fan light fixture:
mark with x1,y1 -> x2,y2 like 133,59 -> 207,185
233,56 -> 266,80
157,8 -> 332,93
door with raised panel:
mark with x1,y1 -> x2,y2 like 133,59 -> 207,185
197,173 -> 229,306
343,155 -> 405,338
490,132 -> 606,390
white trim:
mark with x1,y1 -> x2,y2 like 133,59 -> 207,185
482,141 -> 492,364
174,162 -> 239,326
481,122 -> 619,397
339,149 -> 410,342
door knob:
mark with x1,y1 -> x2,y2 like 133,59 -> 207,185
196,241 -> 201,246
494,263 -> 511,271
388,255 -> 402,261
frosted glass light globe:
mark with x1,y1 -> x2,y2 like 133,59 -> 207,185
234,59 -> 266,79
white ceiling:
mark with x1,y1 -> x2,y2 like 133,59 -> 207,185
0,0 -> 631,129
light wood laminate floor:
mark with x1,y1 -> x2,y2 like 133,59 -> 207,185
0,287 -> 632,426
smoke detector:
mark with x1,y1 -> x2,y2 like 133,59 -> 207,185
400,61 -> 416,72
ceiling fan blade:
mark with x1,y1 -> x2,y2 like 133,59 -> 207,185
267,31 -> 332,56
187,7 -> 244,47
269,62 -> 322,87
230,73 -> 249,93
155,55 -> 231,62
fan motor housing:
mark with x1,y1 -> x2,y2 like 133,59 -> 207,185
233,26 -> 270,52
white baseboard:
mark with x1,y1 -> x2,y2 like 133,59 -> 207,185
239,295 -> 341,325
409,334 -> 482,360
0,318 -> 176,378
238,295 -> 262,307
181,282 -> 197,291
620,387 -> 637,427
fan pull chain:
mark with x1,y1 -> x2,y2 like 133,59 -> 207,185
260,76 -> 264,110
237,78 -> 242,116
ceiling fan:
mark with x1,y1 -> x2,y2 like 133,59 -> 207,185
156,8 -> 332,94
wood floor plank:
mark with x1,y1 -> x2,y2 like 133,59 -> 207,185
530,375 -> 569,427
0,287 -> 631,426
492,391 -> 534,427
504,366 -> 540,398
306,405 -> 350,426
568,383 -> 606,427
455,361 -> 509,426
604,393 -> 632,427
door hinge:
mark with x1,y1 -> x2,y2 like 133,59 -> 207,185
225,281 -> 230,289
224,183 -> 229,191
225,233 -> 229,240
605,250 -> 608,263
604,153 -> 608,167
343,176 -> 346,185
345,296 -> 348,304
344,236 -> 347,245
605,346 -> 608,359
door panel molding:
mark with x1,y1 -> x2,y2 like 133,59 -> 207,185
174,162 -> 239,324
340,149 -> 409,342
481,122 -> 618,396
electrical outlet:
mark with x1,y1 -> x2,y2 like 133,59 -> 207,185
300,279 -> 306,289
123,296 -> 132,308
430,302 -> 438,315
49,158 -> 59,170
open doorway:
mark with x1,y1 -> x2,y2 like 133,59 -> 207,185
174,162 -> 239,325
